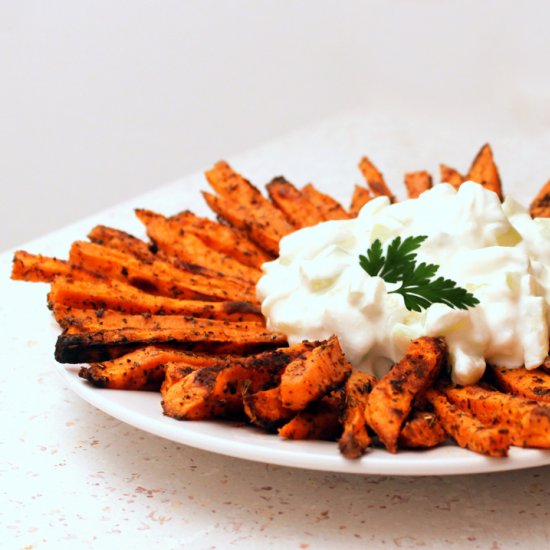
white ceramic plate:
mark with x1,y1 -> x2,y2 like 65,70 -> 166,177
16,113 -> 550,475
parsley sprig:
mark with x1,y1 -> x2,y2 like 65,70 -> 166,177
359,235 -> 480,312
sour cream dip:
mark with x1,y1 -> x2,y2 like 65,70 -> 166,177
256,182 -> 550,385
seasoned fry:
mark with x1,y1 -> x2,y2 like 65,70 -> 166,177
266,177 -> 326,228
161,343 -> 316,420
278,392 -> 343,441
55,321 -> 287,363
169,210 -> 274,268
466,143 -> 503,200
439,164 -> 465,190
243,386 -> 294,430
349,185 -> 372,217
398,410 -> 447,449
69,241 -> 255,302
426,388 -> 510,457
338,370 -> 376,458
203,191 -> 285,256
87,225 -> 156,262
301,184 -> 350,221
48,278 -> 262,322
11,251 -> 100,283
79,346 -> 223,390
135,209 -> 261,284
279,336 -> 351,411
55,307 -> 264,334
365,337 -> 447,453
489,365 -> 550,404
530,180 -> 550,218
404,171 -> 433,199
204,161 -> 294,254
442,384 -> 550,448
358,156 -> 395,202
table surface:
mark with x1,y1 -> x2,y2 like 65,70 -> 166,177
2,112 -> 550,549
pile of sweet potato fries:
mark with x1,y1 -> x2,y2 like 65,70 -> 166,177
12,145 -> 550,458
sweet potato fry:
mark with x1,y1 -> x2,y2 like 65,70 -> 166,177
466,143 -> 503,200
426,388 -> 510,457
135,209 -> 261,284
79,346 -> 224,390
404,171 -> 433,199
280,336 -> 351,411
204,161 -> 294,254
301,184 -> 350,221
56,307 -> 264,334
338,370 -> 376,458
489,365 -> 550,404
87,225 -> 156,262
55,321 -> 287,363
278,392 -> 343,441
203,191 -> 287,256
48,278 -> 262,322
439,164 -> 465,190
530,180 -> 550,218
398,410 -> 447,449
349,185 -> 372,217
69,241 -> 255,302
442,384 -> 550,448
243,386 -> 294,430
266,177 -> 326,228
169,210 -> 274,268
358,156 -> 396,202
161,343 -> 316,419
11,251 -> 101,283
365,337 -> 447,453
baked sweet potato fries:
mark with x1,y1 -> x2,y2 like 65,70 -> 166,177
11,147 -> 550,458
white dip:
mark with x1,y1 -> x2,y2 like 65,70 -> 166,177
256,182 -> 550,385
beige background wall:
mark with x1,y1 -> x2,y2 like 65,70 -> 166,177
1,0 -> 549,250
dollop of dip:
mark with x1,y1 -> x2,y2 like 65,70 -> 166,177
257,182 -> 550,385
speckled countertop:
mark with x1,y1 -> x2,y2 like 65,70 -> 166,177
2,111 -> 550,549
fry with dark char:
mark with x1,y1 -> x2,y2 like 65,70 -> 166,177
243,386 -> 294,430
69,240 -> 256,302
161,342 -> 317,420
266,177 -> 326,228
79,346 -> 225,390
426,388 -> 510,456
338,370 -> 376,458
169,210 -> 274,268
358,156 -> 396,202
135,209 -> 261,284
398,410 -> 447,449
349,185 -> 372,217
278,392 -> 343,441
439,164 -> 464,190
488,365 -> 550,404
441,384 -> 550,448
404,171 -> 433,199
365,337 -> 447,453
55,321 -> 287,363
48,278 -> 263,322
466,143 -> 503,200
87,225 -> 157,262
11,251 -> 101,283
204,161 -> 294,255
280,336 -> 351,411
530,180 -> 550,218
301,183 -> 351,221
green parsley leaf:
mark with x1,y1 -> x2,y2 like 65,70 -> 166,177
359,235 -> 480,312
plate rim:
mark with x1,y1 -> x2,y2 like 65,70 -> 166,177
56,363 -> 550,476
